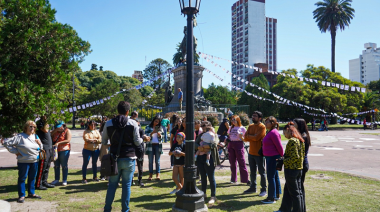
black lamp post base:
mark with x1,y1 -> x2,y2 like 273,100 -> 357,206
172,202 -> 208,212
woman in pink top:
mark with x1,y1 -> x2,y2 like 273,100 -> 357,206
225,115 -> 249,184
261,116 -> 284,204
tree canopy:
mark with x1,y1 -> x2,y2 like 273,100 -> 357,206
204,83 -> 237,105
143,58 -> 171,91
0,0 -> 91,136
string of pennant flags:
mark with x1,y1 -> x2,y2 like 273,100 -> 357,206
203,64 -> 328,114
202,65 -> 376,125
60,68 -> 173,114
141,86 -> 159,106
200,52 -> 367,93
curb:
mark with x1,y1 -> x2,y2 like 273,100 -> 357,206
0,200 -> 11,212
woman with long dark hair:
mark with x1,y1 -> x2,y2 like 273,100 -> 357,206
293,118 -> 311,212
145,116 -> 163,180
226,115 -> 249,185
276,122 -> 305,212
261,116 -> 283,204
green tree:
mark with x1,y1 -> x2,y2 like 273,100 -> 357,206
272,70 -> 313,120
367,80 -> 380,93
80,80 -> 123,118
143,58 -> 172,90
0,0 -> 91,136
238,74 -> 276,117
313,0 -> 355,73
91,63 -> 98,70
204,83 -> 237,105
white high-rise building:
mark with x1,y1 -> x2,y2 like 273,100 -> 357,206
349,43 -> 380,85
231,0 -> 277,89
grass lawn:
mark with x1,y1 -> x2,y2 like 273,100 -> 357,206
1,168 -> 379,212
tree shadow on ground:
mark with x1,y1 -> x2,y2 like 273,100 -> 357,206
0,185 -> 18,195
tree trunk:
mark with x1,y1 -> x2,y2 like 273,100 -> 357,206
331,30 -> 336,73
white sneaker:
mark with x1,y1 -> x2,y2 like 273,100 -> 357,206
208,197 -> 216,204
170,189 -> 179,195
62,181 -> 67,186
51,180 -> 59,185
230,181 -> 238,184
259,191 -> 267,197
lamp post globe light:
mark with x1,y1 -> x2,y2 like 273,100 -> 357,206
173,1 -> 207,212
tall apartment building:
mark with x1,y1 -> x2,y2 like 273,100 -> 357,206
132,70 -> 143,82
231,0 -> 277,89
349,43 -> 380,85
266,17 -> 277,72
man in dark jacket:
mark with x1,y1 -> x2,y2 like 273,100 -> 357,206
35,116 -> 55,190
102,101 -> 143,212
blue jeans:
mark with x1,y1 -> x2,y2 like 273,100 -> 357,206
197,154 -> 216,197
54,150 -> 70,182
148,144 -> 161,174
162,126 -> 168,143
104,158 -> 135,212
17,162 -> 38,198
266,155 -> 282,199
82,148 -> 100,179
248,154 -> 267,192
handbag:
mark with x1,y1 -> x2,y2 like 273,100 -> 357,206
276,157 -> 284,171
101,128 -> 125,177
35,135 -> 46,161
39,149 -> 46,161
258,147 -> 263,156
52,146 -> 58,161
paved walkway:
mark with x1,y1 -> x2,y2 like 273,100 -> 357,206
1,129 -> 380,180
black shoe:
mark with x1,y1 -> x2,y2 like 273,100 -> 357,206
138,181 -> 145,187
37,186 -> 47,190
246,180 -> 251,186
243,188 -> 257,194
43,183 -> 55,188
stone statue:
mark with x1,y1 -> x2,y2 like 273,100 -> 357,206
179,16 -> 198,61
165,84 -> 173,105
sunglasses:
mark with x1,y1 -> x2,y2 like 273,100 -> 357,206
231,119 -> 236,121
201,125 -> 206,127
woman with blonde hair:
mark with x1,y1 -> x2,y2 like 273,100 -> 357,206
225,115 -> 249,185
261,116 -> 284,204
1,120 -> 43,203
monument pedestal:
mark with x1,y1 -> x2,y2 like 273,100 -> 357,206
167,64 -> 204,111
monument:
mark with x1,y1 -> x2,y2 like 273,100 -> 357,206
163,21 -> 223,122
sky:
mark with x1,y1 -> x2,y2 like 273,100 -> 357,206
50,0 -> 380,88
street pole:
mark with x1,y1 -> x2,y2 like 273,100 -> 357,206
174,9 -> 205,212
72,71 -> 76,129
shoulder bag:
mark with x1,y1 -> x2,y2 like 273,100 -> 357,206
100,128 -> 125,177
36,135 -> 46,161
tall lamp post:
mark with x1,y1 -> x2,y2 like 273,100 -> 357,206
174,1 -> 207,212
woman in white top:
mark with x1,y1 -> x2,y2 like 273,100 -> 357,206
145,116 -> 164,180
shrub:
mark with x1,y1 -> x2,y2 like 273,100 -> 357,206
206,115 -> 219,127
237,111 -> 250,126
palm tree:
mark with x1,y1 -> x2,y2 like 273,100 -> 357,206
313,0 -> 355,73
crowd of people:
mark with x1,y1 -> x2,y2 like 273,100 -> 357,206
1,102 -> 311,212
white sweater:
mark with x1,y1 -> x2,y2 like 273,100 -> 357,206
3,133 -> 43,163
